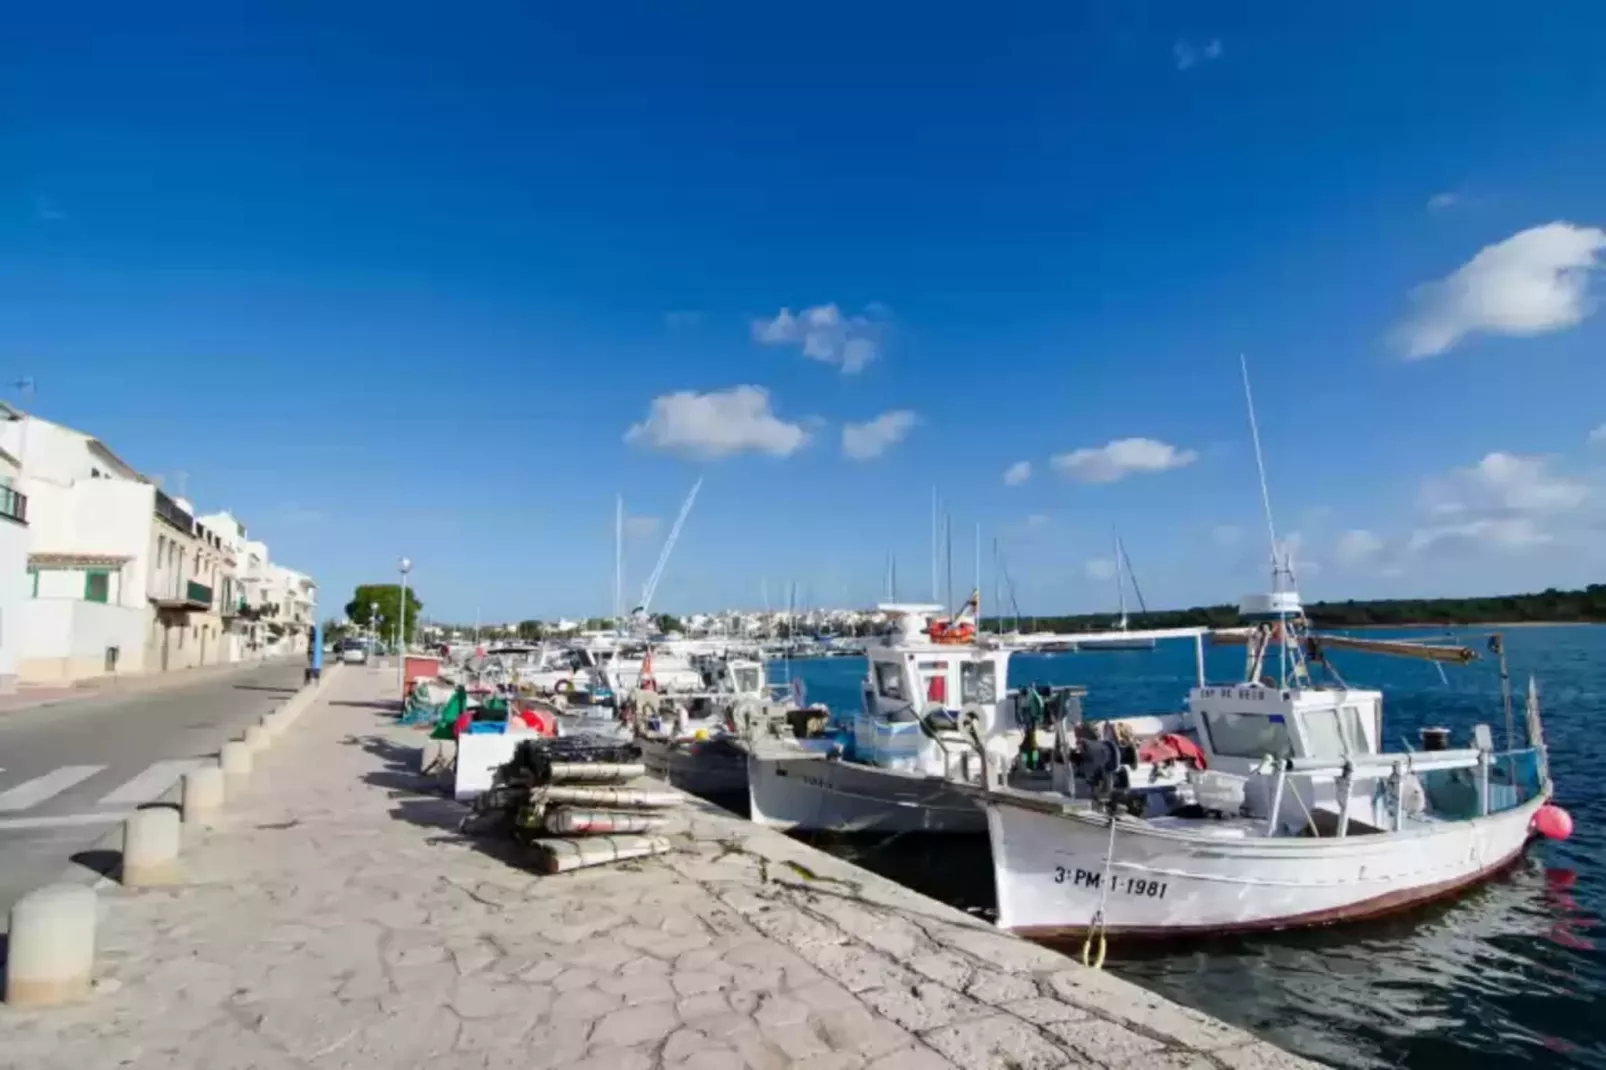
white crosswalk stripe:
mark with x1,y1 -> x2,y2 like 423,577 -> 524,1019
0,765 -> 106,811
96,759 -> 205,806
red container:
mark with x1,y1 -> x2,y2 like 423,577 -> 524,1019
402,654 -> 443,697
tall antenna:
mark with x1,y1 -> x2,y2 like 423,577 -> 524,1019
944,512 -> 954,616
1239,354 -> 1286,586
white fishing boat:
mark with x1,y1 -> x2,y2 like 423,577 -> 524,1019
977,590 -> 1567,940
633,653 -> 789,797
976,359 -> 1571,942
746,596 -> 1206,834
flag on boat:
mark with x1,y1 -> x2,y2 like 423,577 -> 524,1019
639,647 -> 657,691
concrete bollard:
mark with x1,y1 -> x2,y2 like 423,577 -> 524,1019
181,765 -> 225,822
220,740 -> 252,788
258,711 -> 280,739
243,724 -> 268,753
4,884 -> 98,1006
121,808 -> 181,886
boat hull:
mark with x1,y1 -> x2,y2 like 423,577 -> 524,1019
747,754 -> 986,834
638,737 -> 749,798
985,793 -> 1546,937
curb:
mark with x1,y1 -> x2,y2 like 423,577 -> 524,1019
0,656 -> 303,718
45,663 -> 343,895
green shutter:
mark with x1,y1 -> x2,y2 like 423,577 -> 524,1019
84,569 -> 110,604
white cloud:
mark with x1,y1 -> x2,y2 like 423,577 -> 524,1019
1003,461 -> 1032,486
1334,528 -> 1385,566
623,515 -> 661,540
752,303 -> 885,374
624,385 -> 809,460
1025,513 -> 1050,530
1211,524 -> 1243,548
1084,558 -> 1116,582
1395,222 -> 1606,358
1427,192 -> 1459,212
1408,517 -> 1551,553
841,409 -> 919,460
1421,451 -> 1589,518
1280,531 -> 1321,577
1173,38 -> 1223,70
1588,424 -> 1606,446
1051,438 -> 1198,484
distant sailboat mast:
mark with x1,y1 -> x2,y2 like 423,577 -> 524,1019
1112,527 -> 1128,631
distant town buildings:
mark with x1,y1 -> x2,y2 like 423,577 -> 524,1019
0,404 -> 318,690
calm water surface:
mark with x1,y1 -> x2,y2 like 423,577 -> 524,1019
771,625 -> 1606,1069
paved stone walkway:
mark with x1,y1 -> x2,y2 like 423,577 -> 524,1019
0,665 -> 1318,1069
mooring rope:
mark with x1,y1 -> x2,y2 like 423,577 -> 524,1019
1080,810 -> 1119,970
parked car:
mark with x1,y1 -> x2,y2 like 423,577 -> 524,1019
338,639 -> 369,665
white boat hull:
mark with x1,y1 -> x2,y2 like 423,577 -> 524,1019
638,737 -> 748,797
747,754 -> 986,834
986,793 -> 1546,937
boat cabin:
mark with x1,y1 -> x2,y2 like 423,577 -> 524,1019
1187,683 -> 1383,773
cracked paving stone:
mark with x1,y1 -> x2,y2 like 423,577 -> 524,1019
551,985 -> 625,1021
1043,1017 -> 1166,1063
864,1046 -> 960,1070
921,1013 -> 1077,1070
599,970 -> 677,1005
858,981 -> 989,1033
592,1001 -> 682,1048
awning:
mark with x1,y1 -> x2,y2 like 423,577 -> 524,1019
28,552 -> 133,569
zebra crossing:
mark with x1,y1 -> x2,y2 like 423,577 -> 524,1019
0,759 -> 205,829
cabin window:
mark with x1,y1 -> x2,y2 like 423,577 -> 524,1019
961,661 -> 997,704
733,666 -> 762,693
1201,712 -> 1292,760
1300,708 -> 1347,757
874,662 -> 905,700
1341,705 -> 1374,754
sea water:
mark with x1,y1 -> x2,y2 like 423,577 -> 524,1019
772,625 -> 1605,1069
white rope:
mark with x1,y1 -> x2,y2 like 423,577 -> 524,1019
1081,812 -> 1119,970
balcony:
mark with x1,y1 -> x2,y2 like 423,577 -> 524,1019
154,489 -> 194,535
0,485 -> 26,525
152,578 -> 213,611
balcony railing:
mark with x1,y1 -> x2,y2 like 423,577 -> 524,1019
185,580 -> 213,609
0,485 -> 26,525
154,489 -> 194,535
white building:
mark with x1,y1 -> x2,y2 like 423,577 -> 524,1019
0,445 -> 29,693
0,407 -> 319,683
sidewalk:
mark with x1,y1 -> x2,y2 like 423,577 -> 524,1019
0,655 -> 296,716
0,665 -> 1315,1070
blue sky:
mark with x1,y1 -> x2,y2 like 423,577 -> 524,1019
6,2 -> 1606,621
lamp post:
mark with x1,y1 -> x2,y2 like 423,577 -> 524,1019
397,556 -> 412,693
369,601 -> 378,656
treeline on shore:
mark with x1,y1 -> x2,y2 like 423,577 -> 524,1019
987,584 -> 1606,632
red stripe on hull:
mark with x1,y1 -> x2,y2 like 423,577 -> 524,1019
1008,839 -> 1533,942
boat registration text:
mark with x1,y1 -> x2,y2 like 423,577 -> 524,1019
1053,867 -> 1170,899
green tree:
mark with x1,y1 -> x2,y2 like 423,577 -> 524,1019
345,584 -> 425,644
516,619 -> 545,640
652,612 -> 681,635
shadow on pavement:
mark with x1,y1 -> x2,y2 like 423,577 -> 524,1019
68,848 -> 122,880
233,685 -> 301,694
329,700 -> 400,712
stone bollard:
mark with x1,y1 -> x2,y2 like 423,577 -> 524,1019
220,741 -> 252,789
4,884 -> 98,1006
182,766 -> 225,822
259,711 -> 279,739
121,808 -> 181,886
243,724 -> 268,753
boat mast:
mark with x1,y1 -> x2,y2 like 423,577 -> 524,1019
1112,527 -> 1127,630
614,494 -> 624,630
1240,354 -> 1303,688
636,476 -> 703,620
974,522 -> 982,634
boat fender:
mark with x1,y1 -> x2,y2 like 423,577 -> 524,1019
554,678 -> 574,694
1533,804 -> 1573,841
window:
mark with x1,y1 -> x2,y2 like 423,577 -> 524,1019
28,568 -> 38,598
1341,705 -> 1375,754
732,666 -> 762,694
1301,708 -> 1347,757
1201,711 -> 1293,760
84,570 -> 110,604
961,661 -> 998,704
874,661 -> 905,700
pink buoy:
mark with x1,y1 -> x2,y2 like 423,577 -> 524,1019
1532,804 -> 1574,841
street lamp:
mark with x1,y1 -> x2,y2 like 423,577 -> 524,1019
397,556 -> 412,692
369,601 -> 378,655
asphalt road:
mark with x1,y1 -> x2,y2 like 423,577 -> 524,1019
0,660 -> 308,926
